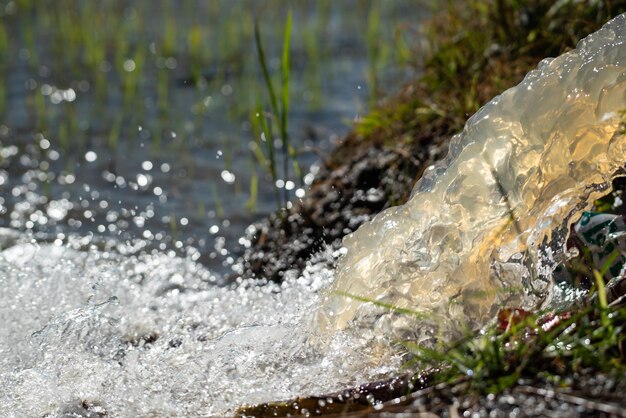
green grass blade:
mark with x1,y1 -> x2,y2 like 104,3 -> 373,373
249,110 -> 269,167
289,144 -> 302,184
334,290 -> 428,318
254,20 -> 279,120
280,9 -> 292,196
210,184 -> 224,219
255,99 -> 281,209
592,249 -> 620,312
281,10 -> 291,137
246,170 -> 259,212
255,100 -> 276,179
594,269 -> 609,310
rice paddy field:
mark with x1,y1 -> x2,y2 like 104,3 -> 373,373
0,0 -> 424,272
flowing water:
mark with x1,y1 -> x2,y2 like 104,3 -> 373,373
320,13 -> 626,343
0,239 -> 402,416
2,5 -> 626,418
0,1 -> 421,416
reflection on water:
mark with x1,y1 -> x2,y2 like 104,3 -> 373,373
0,0 -> 424,272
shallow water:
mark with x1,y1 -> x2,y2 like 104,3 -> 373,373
0,0 -> 423,272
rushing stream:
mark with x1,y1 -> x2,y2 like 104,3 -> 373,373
0,238 -> 401,416
319,12 -> 626,344
2,8 -> 626,418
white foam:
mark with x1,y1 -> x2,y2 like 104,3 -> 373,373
0,240 -> 400,416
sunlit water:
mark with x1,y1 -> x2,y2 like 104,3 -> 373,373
320,13 -> 626,342
0,3 -> 422,416
0,234 -> 401,416
3,6 -> 626,418
0,1 -> 423,272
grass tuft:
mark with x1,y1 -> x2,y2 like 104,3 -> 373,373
253,10 -> 301,210
407,302 -> 626,397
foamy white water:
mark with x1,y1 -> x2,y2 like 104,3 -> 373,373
0,234 -> 400,416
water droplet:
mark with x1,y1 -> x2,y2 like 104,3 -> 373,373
137,174 -> 149,187
123,59 -> 136,72
85,151 -> 97,162
220,170 -> 235,184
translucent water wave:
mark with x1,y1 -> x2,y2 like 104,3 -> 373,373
318,13 -> 626,342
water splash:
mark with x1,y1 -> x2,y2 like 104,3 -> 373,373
3,12 -> 626,418
318,14 -> 626,341
0,238 -> 400,416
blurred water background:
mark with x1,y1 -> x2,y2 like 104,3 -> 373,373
0,0 -> 425,273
